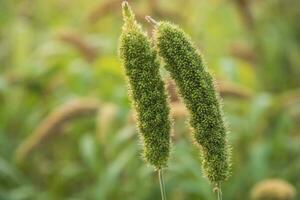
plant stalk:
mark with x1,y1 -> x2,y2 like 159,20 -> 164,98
158,169 -> 167,200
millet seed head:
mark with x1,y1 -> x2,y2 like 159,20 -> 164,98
119,3 -> 171,169
152,20 -> 231,183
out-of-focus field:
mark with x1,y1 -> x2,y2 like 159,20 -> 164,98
0,0 -> 299,199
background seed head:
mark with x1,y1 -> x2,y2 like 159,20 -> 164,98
15,99 -> 100,163
251,179 -> 296,200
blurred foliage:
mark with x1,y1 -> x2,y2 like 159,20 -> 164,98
0,0 -> 299,199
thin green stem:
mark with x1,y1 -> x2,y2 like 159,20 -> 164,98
158,169 -> 167,200
217,188 -> 222,200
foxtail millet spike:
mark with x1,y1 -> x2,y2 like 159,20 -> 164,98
152,20 -> 231,184
118,2 -> 171,169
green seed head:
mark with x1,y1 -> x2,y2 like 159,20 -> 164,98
118,3 -> 171,169
153,21 -> 231,183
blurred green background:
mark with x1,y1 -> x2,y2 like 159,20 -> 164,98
0,0 -> 299,199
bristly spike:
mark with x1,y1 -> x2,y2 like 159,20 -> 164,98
118,2 -> 171,170
153,21 -> 231,185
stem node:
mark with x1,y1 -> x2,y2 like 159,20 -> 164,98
213,183 -> 222,200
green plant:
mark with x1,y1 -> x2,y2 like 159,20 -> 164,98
118,1 -> 171,171
148,19 -> 231,198
1,0 -> 300,200
119,3 -> 172,199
